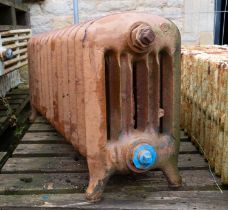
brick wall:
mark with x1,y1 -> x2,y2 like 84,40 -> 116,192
28,0 -> 215,45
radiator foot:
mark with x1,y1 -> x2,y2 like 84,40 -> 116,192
85,159 -> 111,202
162,161 -> 182,188
29,105 -> 38,123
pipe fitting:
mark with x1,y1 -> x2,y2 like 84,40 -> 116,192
132,143 -> 157,170
137,26 -> 155,46
128,23 -> 155,53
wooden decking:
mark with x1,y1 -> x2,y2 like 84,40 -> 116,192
0,116 -> 227,209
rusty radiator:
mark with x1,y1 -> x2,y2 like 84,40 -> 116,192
28,12 -> 181,201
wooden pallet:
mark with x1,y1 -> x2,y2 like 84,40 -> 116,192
0,0 -> 29,32
0,29 -> 31,76
0,117 -> 227,209
0,86 -> 29,136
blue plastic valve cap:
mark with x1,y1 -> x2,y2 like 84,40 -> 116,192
132,144 -> 157,170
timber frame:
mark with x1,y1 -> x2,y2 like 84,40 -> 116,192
0,0 -> 30,31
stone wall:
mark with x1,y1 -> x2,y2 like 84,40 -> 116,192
28,0 -> 215,45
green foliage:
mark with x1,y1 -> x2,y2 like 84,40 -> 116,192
0,97 -> 16,127
14,125 -> 26,138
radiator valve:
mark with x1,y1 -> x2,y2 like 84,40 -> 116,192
132,144 -> 157,170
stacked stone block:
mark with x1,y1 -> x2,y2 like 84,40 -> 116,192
181,45 -> 228,183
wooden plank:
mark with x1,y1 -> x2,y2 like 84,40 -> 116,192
0,0 -> 14,7
1,157 -> 87,174
0,173 -> 88,195
4,42 -> 27,50
0,152 -> 8,169
0,29 -> 31,36
0,170 -> 220,195
28,124 -> 56,132
12,144 -> 75,157
34,116 -> 48,123
13,48 -> 27,56
180,142 -> 198,153
7,88 -> 29,95
4,54 -> 27,66
11,5 -> 17,27
4,60 -> 27,75
21,132 -> 65,144
1,154 -> 208,174
180,130 -> 189,141
0,152 -> 7,161
6,98 -> 24,104
0,191 -> 227,210
13,142 -> 197,158
14,2 -> 28,12
2,35 -> 30,43
0,152 -> 7,166
0,25 -> 28,31
5,94 -> 28,99
178,154 -> 208,169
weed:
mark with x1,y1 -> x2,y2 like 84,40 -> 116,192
0,97 -> 17,127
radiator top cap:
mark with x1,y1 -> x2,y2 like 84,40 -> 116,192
133,144 -> 157,170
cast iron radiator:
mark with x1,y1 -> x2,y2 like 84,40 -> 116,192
28,12 -> 182,202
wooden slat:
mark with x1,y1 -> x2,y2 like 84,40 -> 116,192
12,144 -> 76,157
1,154 -> 207,174
13,142 -> 197,157
5,98 -> 24,104
179,142 -> 198,153
21,132 -> 65,144
0,170 -> 220,195
7,88 -> 29,95
178,154 -> 208,169
13,48 -> 27,56
1,157 -> 87,174
0,29 -> 31,36
0,152 -> 7,167
0,25 -> 28,31
28,124 -> 56,132
4,42 -> 27,50
34,116 -> 48,123
180,130 -> 189,141
4,54 -> 27,66
5,94 -> 28,99
4,60 -> 28,74
2,35 -> 30,43
0,191 -> 227,209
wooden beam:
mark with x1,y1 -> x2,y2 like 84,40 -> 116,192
0,191 -> 227,209
0,25 -> 28,31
